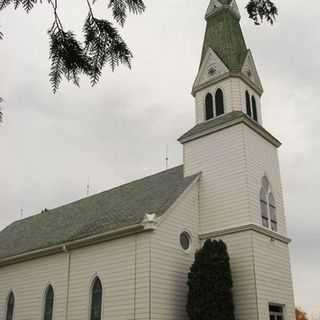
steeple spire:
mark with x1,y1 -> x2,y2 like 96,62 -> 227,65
205,0 -> 241,20
201,0 -> 247,72
192,0 -> 263,124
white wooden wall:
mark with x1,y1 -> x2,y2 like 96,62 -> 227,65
194,79 -> 262,124
0,253 -> 68,320
253,233 -> 295,320
208,231 -> 258,320
150,182 -> 200,320
67,233 -> 150,320
184,124 -> 250,233
243,126 -> 288,236
0,233 -> 151,320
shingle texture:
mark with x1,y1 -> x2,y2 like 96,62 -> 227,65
0,166 -> 198,260
200,8 -> 248,72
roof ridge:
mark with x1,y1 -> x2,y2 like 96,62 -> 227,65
3,165 -> 184,227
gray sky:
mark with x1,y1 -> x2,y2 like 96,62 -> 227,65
1,0 -> 319,316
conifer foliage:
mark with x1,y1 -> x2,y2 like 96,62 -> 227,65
0,0 -> 145,92
0,0 -> 277,93
186,239 -> 235,320
246,0 -> 278,25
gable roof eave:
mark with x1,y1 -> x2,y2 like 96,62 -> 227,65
192,47 -> 230,92
0,223 -> 147,268
240,49 -> 264,92
153,173 -> 201,229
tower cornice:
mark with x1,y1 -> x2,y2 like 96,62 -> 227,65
178,111 -> 281,148
192,71 -> 264,97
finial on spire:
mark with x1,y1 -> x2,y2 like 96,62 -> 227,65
205,0 -> 241,20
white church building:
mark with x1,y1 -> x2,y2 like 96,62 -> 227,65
0,1 -> 295,320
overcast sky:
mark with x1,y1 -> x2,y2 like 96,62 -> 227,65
1,0 -> 319,316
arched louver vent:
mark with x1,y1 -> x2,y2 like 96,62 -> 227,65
245,91 -> 251,117
215,89 -> 224,116
205,93 -> 214,120
252,96 -> 258,122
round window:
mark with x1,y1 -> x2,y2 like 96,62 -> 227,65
180,232 -> 191,251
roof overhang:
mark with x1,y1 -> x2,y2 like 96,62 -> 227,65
0,224 -> 147,268
199,223 -> 291,244
178,112 -> 281,148
192,71 -> 264,97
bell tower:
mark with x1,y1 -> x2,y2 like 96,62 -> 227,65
179,1 -> 296,319
192,0 -> 263,124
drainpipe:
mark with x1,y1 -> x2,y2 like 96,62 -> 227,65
63,245 -> 71,320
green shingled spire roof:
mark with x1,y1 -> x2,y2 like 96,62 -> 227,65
200,0 -> 248,72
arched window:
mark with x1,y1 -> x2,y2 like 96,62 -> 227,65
245,91 -> 251,117
252,96 -> 258,122
44,285 -> 54,320
90,277 -> 103,320
215,89 -> 224,116
260,188 -> 269,228
205,93 -> 214,120
6,292 -> 15,320
269,193 -> 277,231
260,176 -> 277,231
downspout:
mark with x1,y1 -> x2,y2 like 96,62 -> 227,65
134,236 -> 138,320
63,245 -> 71,320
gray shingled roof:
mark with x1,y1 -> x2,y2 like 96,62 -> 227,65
200,7 -> 248,72
0,166 -> 198,260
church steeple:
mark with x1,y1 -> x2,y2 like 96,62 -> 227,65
206,0 -> 240,22
201,0 -> 247,73
192,0 -> 263,125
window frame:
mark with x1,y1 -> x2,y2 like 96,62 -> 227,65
215,88 -> 225,117
252,95 -> 258,122
269,303 -> 285,320
245,90 -> 259,123
179,231 -> 192,252
205,92 -> 214,120
245,90 -> 251,117
89,276 -> 103,320
6,291 -> 15,320
43,284 -> 54,320
259,177 -> 278,232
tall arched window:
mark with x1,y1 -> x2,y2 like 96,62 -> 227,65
260,188 -> 269,228
205,93 -> 214,120
260,176 -> 277,231
44,285 -> 54,320
245,91 -> 251,117
215,89 -> 224,116
252,96 -> 258,122
269,193 -> 277,231
6,292 -> 15,320
90,277 -> 103,320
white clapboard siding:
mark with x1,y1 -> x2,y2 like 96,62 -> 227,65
253,232 -> 295,320
0,232 -> 151,320
195,78 -> 262,124
208,231 -> 258,320
150,182 -> 199,320
243,126 -> 288,236
0,253 -> 68,320
184,124 -> 251,234
67,233 -> 150,320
